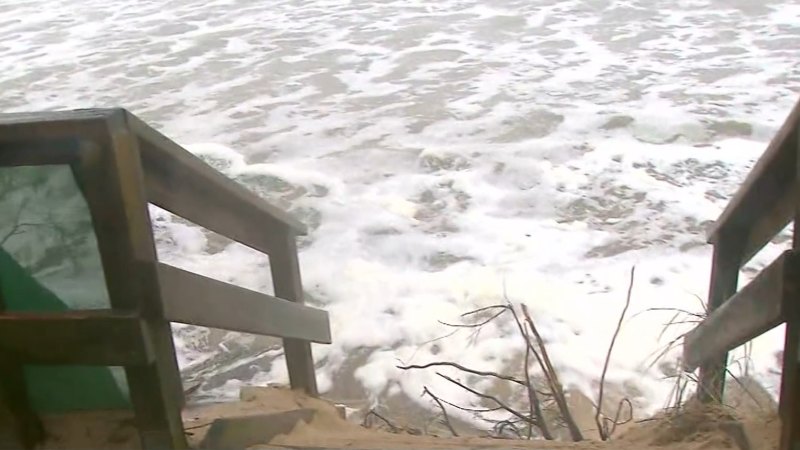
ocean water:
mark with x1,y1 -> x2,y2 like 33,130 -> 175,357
2,0 -> 800,423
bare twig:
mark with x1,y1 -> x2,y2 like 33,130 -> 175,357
596,266 -> 635,441
422,387 -> 459,437
644,332 -> 691,371
398,362 -> 525,386
502,299 -> 552,440
603,398 -> 633,438
631,307 -> 705,321
0,195 -> 31,245
462,305 -> 510,318
437,396 -> 504,413
435,372 -> 538,426
744,341 -> 753,378
506,302 -> 546,377
437,305 -> 509,349
676,374 -> 690,411
0,222 -> 45,247
725,368 -> 766,412
419,329 -> 460,346
657,311 -> 682,343
522,327 -> 551,440
521,304 -> 583,442
402,299 -> 561,441
493,419 -> 523,438
690,293 -> 709,315
692,375 -> 723,403
439,306 -> 508,328
363,409 -> 401,433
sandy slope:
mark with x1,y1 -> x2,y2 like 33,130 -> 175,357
37,384 -> 779,449
189,386 -> 779,450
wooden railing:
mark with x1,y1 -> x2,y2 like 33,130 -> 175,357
682,98 -> 800,450
0,109 -> 331,449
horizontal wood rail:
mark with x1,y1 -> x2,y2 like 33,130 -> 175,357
683,251 -> 797,372
685,96 -> 800,449
0,108 -> 329,449
707,100 -> 800,264
129,114 -> 306,259
0,139 -> 84,166
0,311 -> 153,365
158,263 -> 331,343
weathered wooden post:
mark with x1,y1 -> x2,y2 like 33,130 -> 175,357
0,109 -> 331,449
271,232 -> 319,396
778,143 -> 800,450
697,235 -> 741,403
683,98 -> 800,448
81,117 -> 188,449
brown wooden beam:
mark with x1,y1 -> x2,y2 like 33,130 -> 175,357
738,183 -> 799,265
0,139 -> 83,166
270,233 -> 319,396
708,98 -> 800,247
128,113 -> 306,259
158,263 -> 331,343
779,152 -> 800,450
0,311 -> 153,365
0,110 -> 115,126
695,235 -> 743,402
0,110 -> 118,151
780,277 -> 800,450
75,110 -> 187,449
684,250 -> 795,372
780,333 -> 800,449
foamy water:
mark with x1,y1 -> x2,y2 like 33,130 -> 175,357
3,0 -> 800,423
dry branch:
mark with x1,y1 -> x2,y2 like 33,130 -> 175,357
504,302 -> 553,440
595,266 -> 635,440
403,296 -> 589,441
521,304 -> 583,442
363,409 -> 401,433
437,396 -> 504,413
398,362 -> 525,386
422,387 -> 459,437
439,305 -> 508,328
493,419 -> 523,438
603,398 -> 633,437
523,328 -> 551,439
435,372 -> 538,427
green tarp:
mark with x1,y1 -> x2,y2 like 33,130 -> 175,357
0,236 -> 130,413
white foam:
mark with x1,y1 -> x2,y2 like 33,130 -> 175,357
3,0 -> 800,427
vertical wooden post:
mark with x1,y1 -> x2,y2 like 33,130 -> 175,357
270,231 -> 318,396
77,115 -> 186,449
697,236 -> 741,403
779,145 -> 800,450
779,288 -> 800,450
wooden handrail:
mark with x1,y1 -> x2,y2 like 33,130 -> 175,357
707,98 -> 800,262
0,108 -> 327,447
688,98 -> 800,447
0,311 -> 154,365
127,113 -> 307,244
158,263 -> 331,344
683,251 -> 795,371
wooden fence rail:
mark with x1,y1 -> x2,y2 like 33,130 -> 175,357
0,108 -> 331,449
683,97 -> 800,450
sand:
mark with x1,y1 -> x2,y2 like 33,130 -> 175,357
29,385 -> 779,450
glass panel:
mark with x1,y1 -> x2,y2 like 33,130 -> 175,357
0,165 -> 130,412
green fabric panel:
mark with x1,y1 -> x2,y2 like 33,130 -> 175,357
0,247 -> 130,413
